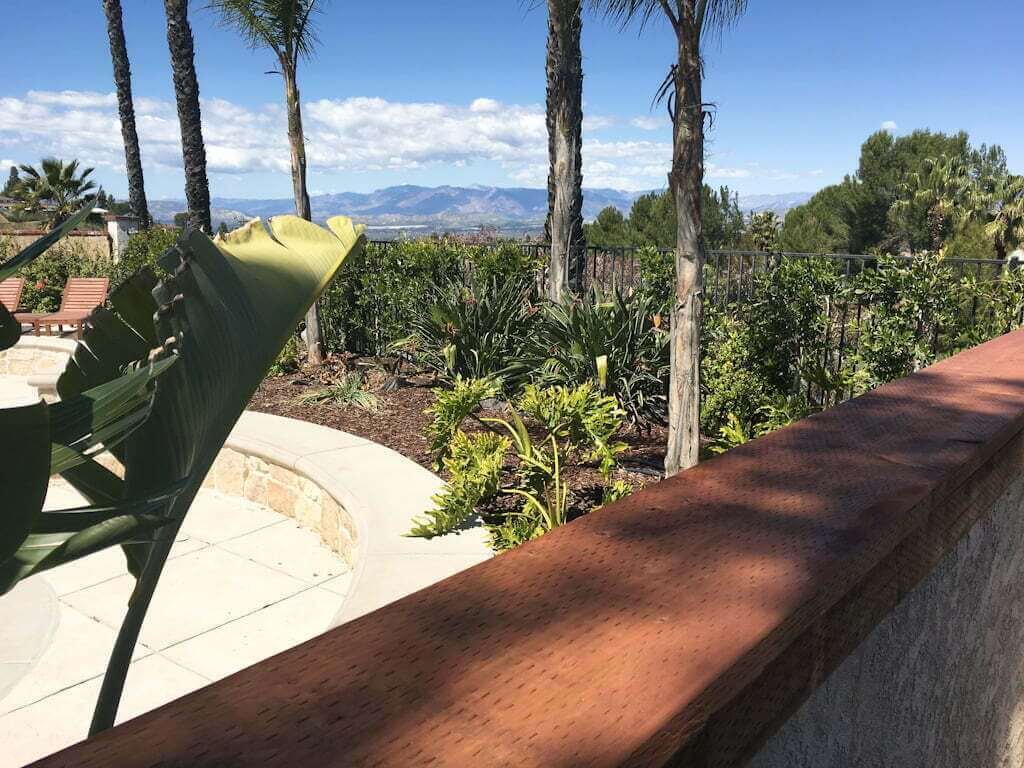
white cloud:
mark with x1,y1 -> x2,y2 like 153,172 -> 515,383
469,97 -> 501,113
0,89 -> 821,193
0,90 -> 680,191
27,90 -> 117,109
881,120 -> 898,132
707,164 -> 752,180
630,116 -> 664,131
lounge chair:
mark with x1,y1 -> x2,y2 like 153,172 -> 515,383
0,277 -> 24,314
32,277 -> 109,338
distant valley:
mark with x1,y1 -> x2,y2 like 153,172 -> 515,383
148,185 -> 812,237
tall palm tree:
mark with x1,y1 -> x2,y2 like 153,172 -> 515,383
987,175 -> 1024,260
209,0 -> 327,364
164,0 -> 212,233
592,0 -> 748,476
890,154 -> 976,251
545,0 -> 585,301
14,158 -> 98,225
103,0 -> 151,229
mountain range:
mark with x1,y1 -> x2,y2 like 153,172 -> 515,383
148,185 -> 812,236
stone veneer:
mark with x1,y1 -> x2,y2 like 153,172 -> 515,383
0,341 -> 70,377
203,448 -> 359,567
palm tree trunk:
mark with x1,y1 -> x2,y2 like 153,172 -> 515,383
664,6 -> 704,477
103,0 -> 150,230
283,67 -> 324,365
164,0 -> 212,234
545,0 -> 585,301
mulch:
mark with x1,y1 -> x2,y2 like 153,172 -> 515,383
248,358 -> 669,511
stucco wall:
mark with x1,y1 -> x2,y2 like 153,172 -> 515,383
749,454 -> 1024,768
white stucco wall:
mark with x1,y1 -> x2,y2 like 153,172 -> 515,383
750,457 -> 1024,768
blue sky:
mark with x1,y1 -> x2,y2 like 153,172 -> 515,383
0,0 -> 1020,201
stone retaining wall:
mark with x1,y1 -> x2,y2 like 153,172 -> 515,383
204,448 -> 359,568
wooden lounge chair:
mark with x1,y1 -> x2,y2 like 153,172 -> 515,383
32,277 -> 109,338
0,277 -> 25,314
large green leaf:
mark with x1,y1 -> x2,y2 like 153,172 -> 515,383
0,401 -> 50,563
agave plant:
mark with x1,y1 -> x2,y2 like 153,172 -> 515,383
0,209 -> 364,735
528,288 -> 670,427
394,274 -> 537,388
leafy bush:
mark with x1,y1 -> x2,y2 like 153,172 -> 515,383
320,238 -> 465,356
411,383 -> 628,548
852,253 -> 967,384
396,275 -> 537,386
517,383 -> 626,476
408,430 -> 509,538
18,242 -> 112,312
108,227 -> 179,288
424,376 -> 501,467
267,334 -> 302,376
469,240 -> 545,284
529,289 -> 669,427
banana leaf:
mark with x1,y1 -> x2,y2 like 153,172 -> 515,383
81,215 -> 364,732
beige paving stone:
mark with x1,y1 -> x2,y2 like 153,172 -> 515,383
0,654 -> 209,768
319,572 -> 354,597
62,547 -> 308,650
163,587 -> 339,680
219,521 -> 347,585
178,489 -> 281,543
1,604 -> 151,714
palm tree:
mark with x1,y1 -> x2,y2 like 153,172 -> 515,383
209,0 -> 328,364
545,0 -> 585,301
592,0 -> 748,476
103,0 -> 151,229
986,175 -> 1024,260
14,158 -> 98,225
890,154 -> 977,251
164,0 -> 212,233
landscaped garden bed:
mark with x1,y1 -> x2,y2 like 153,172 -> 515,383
250,358 -> 668,548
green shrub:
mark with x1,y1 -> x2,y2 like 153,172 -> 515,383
516,383 -> 626,476
634,245 -> 674,311
319,238 -> 466,356
412,383 -> 628,549
469,240 -> 545,284
408,430 -> 509,538
424,377 -> 502,467
267,334 -> 302,376
18,242 -> 112,312
853,254 -> 967,384
396,275 -> 537,386
109,227 -> 179,288
529,289 -> 669,427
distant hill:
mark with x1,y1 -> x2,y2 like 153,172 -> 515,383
148,185 -> 813,236
737,192 -> 813,216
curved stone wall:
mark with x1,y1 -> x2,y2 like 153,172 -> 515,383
204,446 -> 359,567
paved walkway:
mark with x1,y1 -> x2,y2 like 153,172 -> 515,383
0,481 -> 352,767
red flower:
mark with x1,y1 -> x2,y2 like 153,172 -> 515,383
34,280 -> 46,291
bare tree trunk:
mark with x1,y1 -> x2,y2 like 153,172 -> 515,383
103,0 -> 150,229
664,6 -> 704,477
545,0 -> 585,302
283,68 -> 323,365
164,0 -> 211,234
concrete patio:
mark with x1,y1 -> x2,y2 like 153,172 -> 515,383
0,481 -> 353,767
